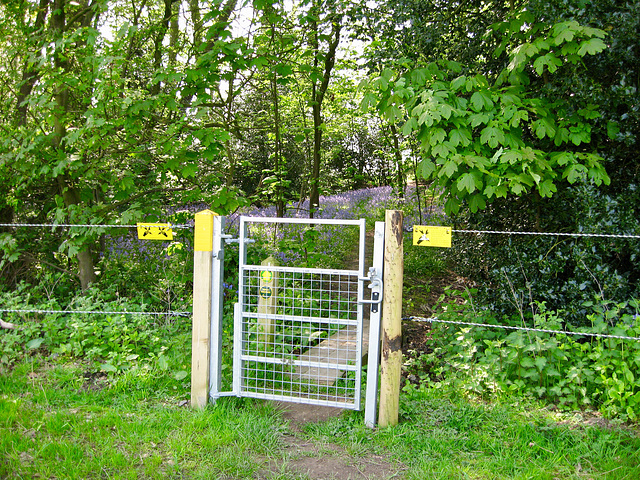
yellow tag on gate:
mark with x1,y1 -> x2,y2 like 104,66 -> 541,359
137,223 -> 174,241
412,226 -> 452,248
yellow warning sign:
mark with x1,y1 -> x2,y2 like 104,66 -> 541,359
413,226 -> 452,248
137,223 -> 174,241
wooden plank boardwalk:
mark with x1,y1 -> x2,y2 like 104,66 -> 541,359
291,320 -> 370,386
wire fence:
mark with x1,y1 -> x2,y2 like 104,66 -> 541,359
2,221 -> 638,324
1,222 -> 194,320
0,223 -> 193,229
0,308 -> 191,318
404,315 -> 640,342
452,229 -> 640,240
3,222 -> 639,239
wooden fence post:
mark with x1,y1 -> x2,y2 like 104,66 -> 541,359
191,210 -> 216,409
378,209 -> 403,427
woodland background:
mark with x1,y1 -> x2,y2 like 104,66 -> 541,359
0,0 -> 638,330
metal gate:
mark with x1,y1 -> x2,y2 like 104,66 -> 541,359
209,216 -> 384,423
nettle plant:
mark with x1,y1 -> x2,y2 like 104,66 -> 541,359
362,12 -> 611,215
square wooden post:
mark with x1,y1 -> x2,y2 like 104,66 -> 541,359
258,256 -> 279,350
191,210 -> 217,409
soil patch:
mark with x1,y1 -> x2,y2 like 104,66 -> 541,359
268,403 -> 404,479
273,401 -> 344,431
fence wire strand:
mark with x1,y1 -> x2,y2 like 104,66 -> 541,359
0,223 -> 192,229
452,229 -> 640,239
404,316 -> 640,342
2,222 -> 639,239
0,308 -> 191,318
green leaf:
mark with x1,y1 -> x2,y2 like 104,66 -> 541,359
480,126 -> 505,148
471,90 -> 493,112
419,159 -> 436,178
418,109 -> 436,126
537,179 -> 557,198
485,183 -> 508,199
451,75 -> 467,91
158,355 -> 169,371
563,164 -> 588,183
534,356 -> 547,371
275,64 -> 293,76
469,112 -> 490,128
577,37 -> 607,56
101,363 -> 118,373
26,338 -> 45,349
468,194 -> 487,213
607,121 -> 620,140
441,160 -> 458,178
444,197 -> 461,216
533,118 -> 557,139
457,173 -> 478,193
432,143 -> 450,158
533,53 -> 562,75
502,150 -> 523,164
402,117 -> 418,136
360,93 -> 377,112
552,21 -> 580,45
429,128 -> 447,145
450,128 -> 472,147
174,370 -> 188,381
520,357 -> 535,368
550,151 -> 574,166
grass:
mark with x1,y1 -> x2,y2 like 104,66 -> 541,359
1,358 -> 286,479
2,357 -> 639,479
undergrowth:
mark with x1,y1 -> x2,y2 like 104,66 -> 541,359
403,288 -> 640,421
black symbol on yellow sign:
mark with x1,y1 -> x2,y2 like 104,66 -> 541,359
137,223 -> 174,241
415,227 -> 430,245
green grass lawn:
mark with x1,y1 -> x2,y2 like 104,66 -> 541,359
2,357 -> 639,479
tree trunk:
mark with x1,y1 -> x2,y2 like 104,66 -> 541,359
272,74 -> 285,218
389,124 -> 405,198
51,0 -> 97,291
308,11 -> 342,219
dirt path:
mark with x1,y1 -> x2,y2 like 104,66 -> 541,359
258,231 -> 406,479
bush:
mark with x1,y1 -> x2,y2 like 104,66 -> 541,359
449,183 -> 640,326
413,290 -> 640,421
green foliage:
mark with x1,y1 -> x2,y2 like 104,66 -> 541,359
448,181 -> 640,325
0,285 -> 190,379
362,13 -> 610,216
416,291 -> 640,421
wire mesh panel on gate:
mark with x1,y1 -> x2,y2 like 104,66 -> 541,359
239,266 -> 361,407
235,217 -> 366,409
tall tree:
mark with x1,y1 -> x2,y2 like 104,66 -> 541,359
302,0 -> 343,218
0,0 -> 260,290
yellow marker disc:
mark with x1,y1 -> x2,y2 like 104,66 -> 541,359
412,226 -> 452,248
261,270 -> 273,283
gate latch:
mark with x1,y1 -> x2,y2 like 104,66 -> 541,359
359,267 -> 384,313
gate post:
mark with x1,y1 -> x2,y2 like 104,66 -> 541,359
191,210 -> 217,409
364,221 -> 385,428
378,210 -> 403,427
